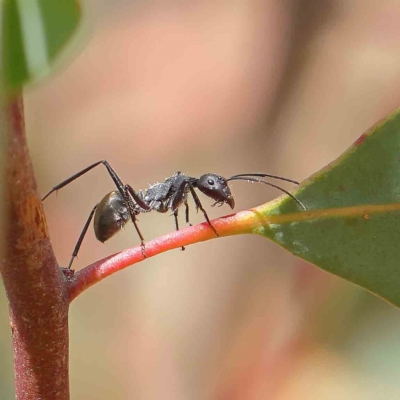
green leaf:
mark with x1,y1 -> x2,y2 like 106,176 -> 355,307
254,108 -> 400,307
1,0 -> 81,92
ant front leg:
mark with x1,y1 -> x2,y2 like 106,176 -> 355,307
171,180 -> 219,237
187,185 -> 219,237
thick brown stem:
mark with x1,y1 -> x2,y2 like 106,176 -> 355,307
1,94 -> 70,399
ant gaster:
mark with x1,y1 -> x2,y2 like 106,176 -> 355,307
42,161 -> 305,269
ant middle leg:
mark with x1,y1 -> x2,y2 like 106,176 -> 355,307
173,209 -> 185,251
184,200 -> 192,226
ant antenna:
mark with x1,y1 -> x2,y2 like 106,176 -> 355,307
227,176 -> 306,210
229,173 -> 299,186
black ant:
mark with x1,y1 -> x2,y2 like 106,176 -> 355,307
42,161 -> 305,269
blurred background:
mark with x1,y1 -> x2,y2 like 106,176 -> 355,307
2,0 -> 400,398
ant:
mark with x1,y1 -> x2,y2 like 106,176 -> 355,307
42,160 -> 305,270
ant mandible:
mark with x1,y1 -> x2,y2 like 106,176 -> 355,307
42,160 -> 305,269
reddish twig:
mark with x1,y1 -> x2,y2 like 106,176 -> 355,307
67,210 -> 255,301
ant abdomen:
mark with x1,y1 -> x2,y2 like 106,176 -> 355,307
94,191 -> 130,243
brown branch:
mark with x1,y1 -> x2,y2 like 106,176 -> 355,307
1,94 -> 70,399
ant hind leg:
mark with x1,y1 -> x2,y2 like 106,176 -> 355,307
66,204 -> 98,271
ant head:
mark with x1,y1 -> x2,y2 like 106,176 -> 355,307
197,173 -> 235,209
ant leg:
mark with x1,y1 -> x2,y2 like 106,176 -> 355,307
170,179 -> 218,236
42,161 -> 104,201
125,184 -> 151,211
122,186 -> 147,257
184,201 -> 192,226
42,160 -> 126,202
66,205 -> 97,270
170,181 -> 191,211
188,185 -> 219,237
42,161 -> 148,255
124,185 -> 149,257
173,209 -> 185,251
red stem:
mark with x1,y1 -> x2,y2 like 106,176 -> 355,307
67,210 -> 255,301
1,95 -> 70,399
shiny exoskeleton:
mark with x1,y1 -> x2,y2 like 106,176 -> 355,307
42,160 -> 305,269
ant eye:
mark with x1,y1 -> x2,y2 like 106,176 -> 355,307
207,179 -> 215,186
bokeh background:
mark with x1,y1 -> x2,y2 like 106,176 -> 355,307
2,0 -> 400,398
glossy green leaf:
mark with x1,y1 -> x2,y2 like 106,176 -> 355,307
1,0 -> 81,92
254,108 -> 400,307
